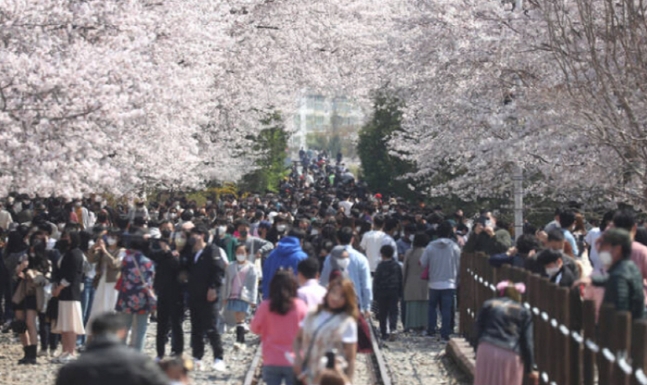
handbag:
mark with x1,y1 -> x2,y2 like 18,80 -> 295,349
357,313 -> 373,354
11,279 -> 27,305
295,313 -> 339,385
131,252 -> 158,311
92,273 -> 102,289
10,280 -> 28,334
421,265 -> 430,280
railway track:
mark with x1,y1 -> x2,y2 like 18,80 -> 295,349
242,321 -> 392,385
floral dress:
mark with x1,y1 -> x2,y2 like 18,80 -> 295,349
115,250 -> 156,315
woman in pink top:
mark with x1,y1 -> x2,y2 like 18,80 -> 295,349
251,270 -> 308,385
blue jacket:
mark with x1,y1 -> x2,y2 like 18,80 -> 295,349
262,237 -> 308,299
320,245 -> 373,312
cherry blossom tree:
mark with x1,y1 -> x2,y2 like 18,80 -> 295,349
387,0 -> 614,205
0,0 -> 404,197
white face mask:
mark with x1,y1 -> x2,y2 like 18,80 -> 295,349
545,266 -> 560,277
311,229 -> 319,236
106,237 -> 117,246
337,258 -> 350,270
277,224 -> 287,232
236,254 -> 247,263
599,251 -> 613,268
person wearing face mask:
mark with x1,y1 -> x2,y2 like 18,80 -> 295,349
396,224 -> 415,262
223,244 -> 258,346
574,229 -> 645,320
267,218 -> 288,245
319,228 -> 372,317
85,230 -> 124,339
236,220 -> 274,268
51,230 -> 86,363
148,226 -> 186,360
167,209 -> 178,222
12,232 -> 52,364
535,249 -> 576,287
328,246 -> 352,280
55,312 -> 169,385
186,226 -> 227,371
216,224 -> 239,263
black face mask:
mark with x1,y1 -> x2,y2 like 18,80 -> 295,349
161,230 -> 172,239
239,230 -> 248,239
187,237 -> 197,247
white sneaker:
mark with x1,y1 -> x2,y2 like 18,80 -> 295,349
212,358 -> 226,372
193,358 -> 204,371
52,353 -> 76,364
233,342 -> 247,351
58,354 -> 77,364
38,349 -> 49,358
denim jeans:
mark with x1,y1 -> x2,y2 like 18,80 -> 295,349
77,277 -> 95,345
262,365 -> 295,385
124,313 -> 149,352
428,288 -> 455,339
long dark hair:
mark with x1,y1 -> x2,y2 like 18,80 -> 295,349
5,229 -> 28,255
269,270 -> 297,315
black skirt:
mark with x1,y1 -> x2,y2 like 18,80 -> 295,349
13,295 -> 37,311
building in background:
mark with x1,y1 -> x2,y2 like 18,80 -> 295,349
290,93 -> 364,159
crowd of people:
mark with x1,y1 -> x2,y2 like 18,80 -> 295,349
0,151 -> 646,385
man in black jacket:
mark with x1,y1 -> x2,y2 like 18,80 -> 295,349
55,312 -> 169,385
148,228 -> 185,360
187,226 -> 227,371
536,249 -> 577,287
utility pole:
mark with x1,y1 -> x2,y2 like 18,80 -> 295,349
513,164 -> 524,240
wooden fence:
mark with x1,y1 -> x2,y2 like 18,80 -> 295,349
458,253 -> 647,385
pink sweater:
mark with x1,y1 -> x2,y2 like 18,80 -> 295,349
250,298 -> 308,367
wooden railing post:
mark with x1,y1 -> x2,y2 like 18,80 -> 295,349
581,299 -> 597,385
598,304 -> 616,383
631,320 -> 647,385
569,288 -> 583,385
612,311 -> 632,385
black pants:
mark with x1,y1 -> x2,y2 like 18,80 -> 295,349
189,301 -> 223,360
0,264 -> 13,322
376,296 -> 399,338
38,313 -> 59,351
156,295 -> 184,358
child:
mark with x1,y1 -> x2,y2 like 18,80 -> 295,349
223,244 -> 258,346
373,245 -> 403,339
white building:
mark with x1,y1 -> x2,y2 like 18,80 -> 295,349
290,93 -> 364,155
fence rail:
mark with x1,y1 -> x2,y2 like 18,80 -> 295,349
458,253 -> 647,385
